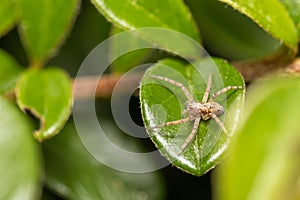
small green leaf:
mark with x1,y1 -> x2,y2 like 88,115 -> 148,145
140,58 -> 245,176
0,0 -> 16,37
16,0 -> 80,67
214,76 -> 300,200
219,0 -> 298,56
16,68 -> 72,141
92,0 -> 201,59
0,96 -> 42,199
0,49 -> 23,94
43,119 -> 165,200
110,26 -> 153,73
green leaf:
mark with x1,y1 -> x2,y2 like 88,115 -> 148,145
43,119 -> 165,200
110,26 -> 153,73
0,49 -> 23,94
281,0 -> 300,26
281,0 -> 300,38
16,0 -> 80,67
0,0 -> 16,37
16,68 -> 72,141
185,0 -> 281,61
214,76 -> 300,200
219,0 -> 298,56
92,0 -> 201,60
140,58 -> 245,176
0,96 -> 42,199
49,0 -> 112,73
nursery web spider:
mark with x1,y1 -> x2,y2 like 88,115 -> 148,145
150,74 -> 243,156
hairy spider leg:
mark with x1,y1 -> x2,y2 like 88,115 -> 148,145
202,73 -> 212,103
211,114 -> 228,135
210,85 -> 244,101
178,117 -> 201,156
149,75 -> 194,102
209,85 -> 243,136
149,116 -> 193,130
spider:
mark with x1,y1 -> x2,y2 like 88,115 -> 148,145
149,73 -> 244,156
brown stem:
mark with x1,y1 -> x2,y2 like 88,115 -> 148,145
72,73 -> 143,99
72,58 -> 300,99
233,58 -> 300,82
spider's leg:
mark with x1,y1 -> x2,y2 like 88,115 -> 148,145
150,75 -> 194,102
202,73 -> 212,103
211,114 -> 228,136
178,117 -> 201,156
210,85 -> 244,101
149,116 -> 193,130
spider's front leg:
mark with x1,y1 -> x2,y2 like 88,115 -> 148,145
210,85 -> 244,101
149,75 -> 194,102
202,73 -> 212,103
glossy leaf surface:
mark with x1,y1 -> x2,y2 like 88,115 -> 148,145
16,0 -> 80,66
186,0 -> 281,61
16,68 -> 72,141
92,0 -> 201,60
140,58 -> 245,175
219,0 -> 298,55
281,0 -> 300,38
0,96 -> 42,199
43,119 -> 165,200
215,76 -> 300,200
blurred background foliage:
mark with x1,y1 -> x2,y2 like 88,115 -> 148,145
1,0 -> 300,199
1,1 -> 213,199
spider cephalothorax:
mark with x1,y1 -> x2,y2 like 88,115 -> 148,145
186,101 -> 224,120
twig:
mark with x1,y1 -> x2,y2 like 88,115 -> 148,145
71,58 -> 300,99
233,57 -> 300,81
72,73 -> 143,99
